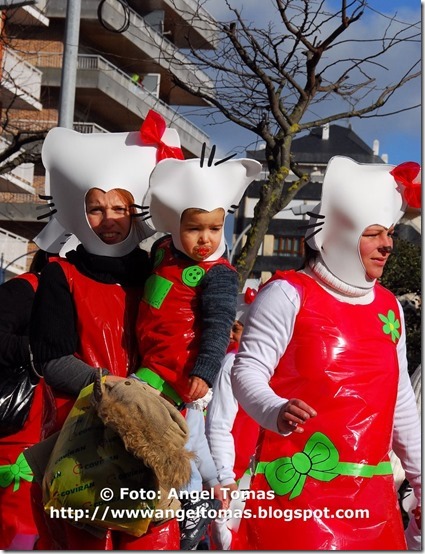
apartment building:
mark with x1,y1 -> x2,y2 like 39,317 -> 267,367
232,124 -> 421,282
0,0 -> 216,281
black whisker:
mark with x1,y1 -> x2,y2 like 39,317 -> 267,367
305,227 -> 323,242
298,221 -> 324,230
140,215 -> 152,221
39,194 -> 53,200
37,209 -> 57,220
130,203 -> 143,210
200,143 -> 207,168
215,153 -> 237,165
306,211 -> 325,219
131,213 -> 148,218
207,145 -> 216,167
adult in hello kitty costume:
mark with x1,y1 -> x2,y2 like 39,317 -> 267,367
29,110 -> 185,550
231,157 -> 421,550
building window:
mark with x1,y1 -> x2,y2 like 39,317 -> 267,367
273,237 -> 305,257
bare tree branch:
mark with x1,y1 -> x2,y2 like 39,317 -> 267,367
163,0 -> 419,287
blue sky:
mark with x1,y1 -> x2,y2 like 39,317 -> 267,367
182,0 -> 421,166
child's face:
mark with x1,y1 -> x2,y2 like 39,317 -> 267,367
180,207 -> 225,261
230,320 -> 244,345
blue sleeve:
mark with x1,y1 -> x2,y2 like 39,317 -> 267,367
189,264 -> 238,387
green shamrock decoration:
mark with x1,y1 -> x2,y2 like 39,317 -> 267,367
378,309 -> 401,342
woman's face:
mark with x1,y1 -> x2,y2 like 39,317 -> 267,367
359,224 -> 394,280
85,188 -> 132,245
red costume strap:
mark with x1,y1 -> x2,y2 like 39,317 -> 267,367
14,272 -> 39,292
140,110 -> 184,162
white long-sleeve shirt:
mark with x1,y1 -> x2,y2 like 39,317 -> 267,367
205,352 -> 239,486
231,274 -> 421,503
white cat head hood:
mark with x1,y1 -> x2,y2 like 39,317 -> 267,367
142,145 -> 262,261
306,156 -> 421,288
34,110 -> 183,257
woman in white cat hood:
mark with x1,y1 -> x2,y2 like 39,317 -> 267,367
34,109 -> 183,256
231,156 -> 421,550
29,110 -> 184,550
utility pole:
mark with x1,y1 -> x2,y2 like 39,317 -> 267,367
58,0 -> 81,128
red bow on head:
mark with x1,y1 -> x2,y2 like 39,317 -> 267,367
244,287 -> 257,304
140,110 -> 184,162
390,161 -> 421,209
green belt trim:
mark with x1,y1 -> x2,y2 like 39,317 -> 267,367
136,367 -> 183,407
255,431 -> 393,500
0,452 -> 34,492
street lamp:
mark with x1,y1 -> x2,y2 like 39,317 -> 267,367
229,204 -> 312,264
0,250 -> 38,285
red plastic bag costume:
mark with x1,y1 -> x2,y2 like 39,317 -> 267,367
137,237 -> 233,402
34,261 -> 180,550
236,271 -> 407,550
0,273 -> 43,550
41,258 -> 141,438
231,404 -> 260,483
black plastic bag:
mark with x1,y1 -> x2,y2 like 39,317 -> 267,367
0,364 -> 38,437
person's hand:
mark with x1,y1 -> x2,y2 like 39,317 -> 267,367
187,376 -> 209,401
277,398 -> 317,434
211,483 -> 224,505
220,482 -> 238,509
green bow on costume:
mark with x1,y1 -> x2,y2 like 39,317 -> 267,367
255,432 -> 392,500
0,452 -> 34,492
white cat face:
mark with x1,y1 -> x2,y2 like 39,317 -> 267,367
143,146 -> 262,260
305,156 -> 413,288
35,120 -> 181,256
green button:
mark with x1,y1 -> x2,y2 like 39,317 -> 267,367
182,266 -> 205,287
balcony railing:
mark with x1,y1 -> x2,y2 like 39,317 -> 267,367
0,227 -> 31,277
73,122 -> 109,134
2,48 -> 43,110
0,137 -> 35,194
34,52 -> 210,145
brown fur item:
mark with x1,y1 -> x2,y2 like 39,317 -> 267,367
91,372 -> 193,491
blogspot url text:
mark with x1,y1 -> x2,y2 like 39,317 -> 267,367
49,505 -> 370,523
